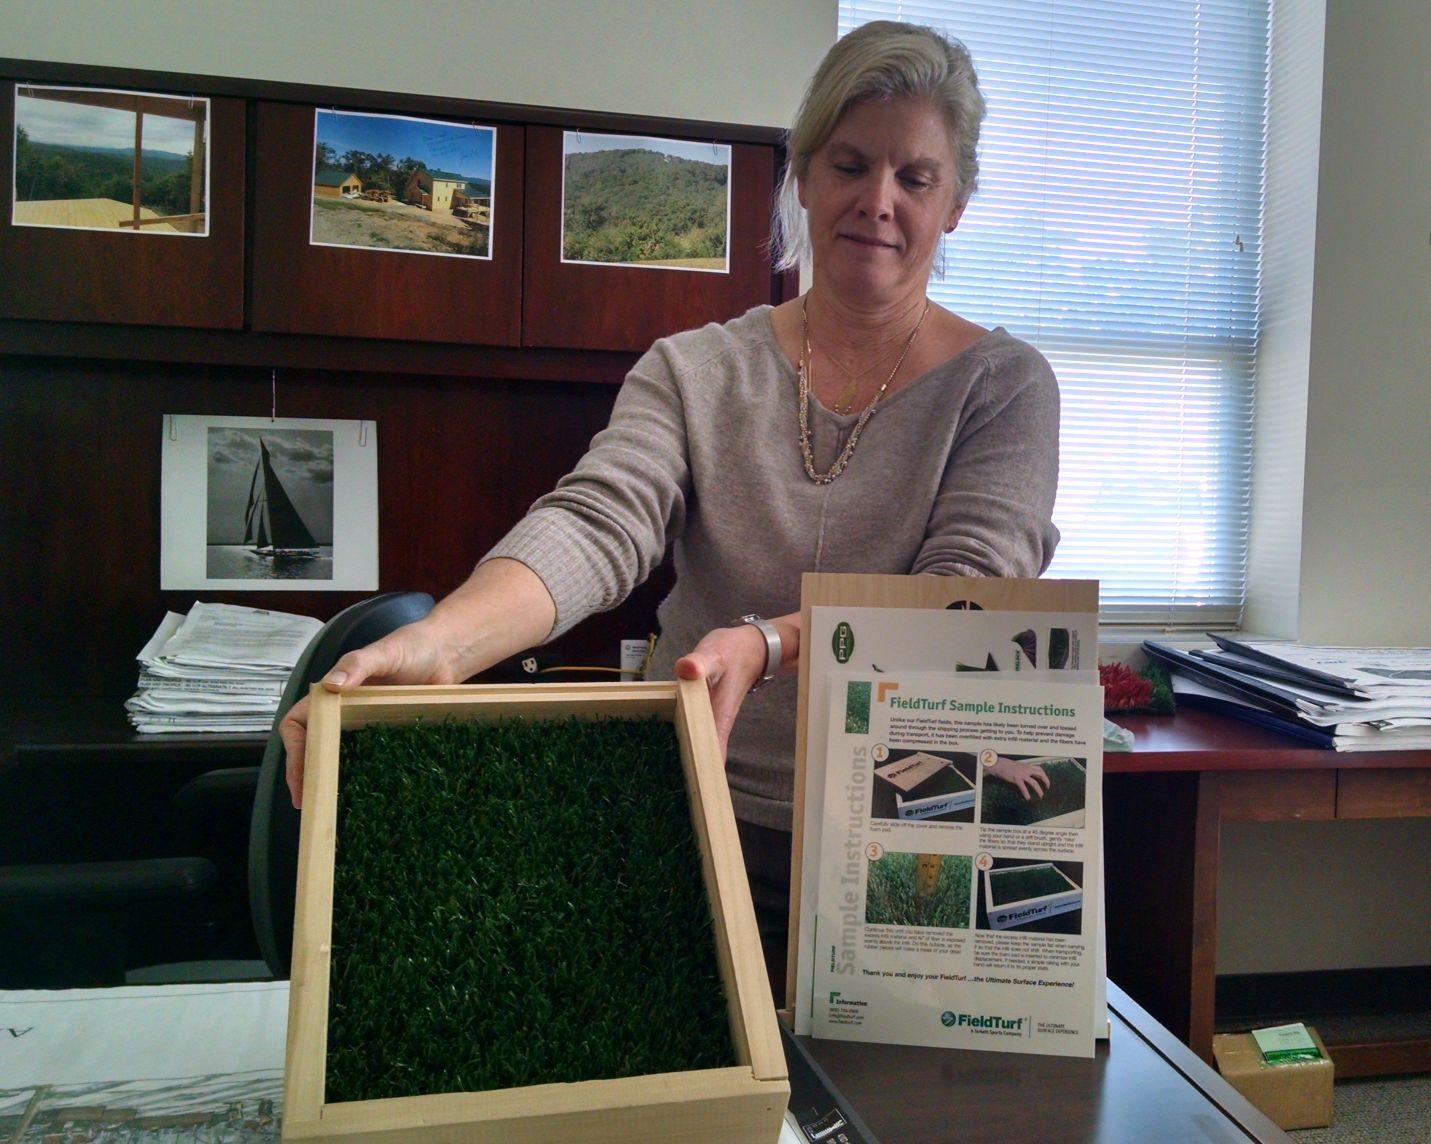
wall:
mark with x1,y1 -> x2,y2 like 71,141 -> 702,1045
1224,0 -> 1431,975
1242,0 -> 1323,639
0,0 -> 834,130
1294,0 -> 1431,646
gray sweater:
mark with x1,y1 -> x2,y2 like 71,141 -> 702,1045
485,305 -> 1060,828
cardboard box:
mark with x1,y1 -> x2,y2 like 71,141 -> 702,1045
285,679 -> 788,1143
1212,1025 -> 1334,1130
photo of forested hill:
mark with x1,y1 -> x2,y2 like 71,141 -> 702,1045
12,86 -> 209,233
15,135 -> 195,215
562,137 -> 729,270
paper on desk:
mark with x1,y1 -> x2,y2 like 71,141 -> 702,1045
0,982 -> 286,1137
1228,641 -> 1431,695
129,603 -> 320,733
156,602 -> 322,672
795,605 -> 1099,1035
807,672 -> 1104,1057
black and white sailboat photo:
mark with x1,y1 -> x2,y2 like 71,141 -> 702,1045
207,428 -> 334,580
245,437 -> 320,558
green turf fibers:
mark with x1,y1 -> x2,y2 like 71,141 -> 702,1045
987,863 -> 1075,906
980,758 -> 1087,826
864,853 -> 972,928
326,716 -> 735,1102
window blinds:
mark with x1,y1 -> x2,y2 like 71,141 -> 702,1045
839,1 -> 1269,626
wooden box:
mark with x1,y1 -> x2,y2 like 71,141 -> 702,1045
285,679 -> 788,1142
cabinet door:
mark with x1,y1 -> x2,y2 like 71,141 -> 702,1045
251,102 -> 522,345
0,84 -> 244,329
522,126 -> 776,352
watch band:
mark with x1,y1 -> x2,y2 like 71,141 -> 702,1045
736,614 -> 782,693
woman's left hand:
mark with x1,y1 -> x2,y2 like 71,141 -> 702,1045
675,623 -> 770,756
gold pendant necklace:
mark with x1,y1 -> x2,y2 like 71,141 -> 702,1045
798,294 -> 930,485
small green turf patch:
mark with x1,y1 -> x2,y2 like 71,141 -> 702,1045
987,863 -> 1074,906
326,716 -> 734,1102
865,853 -> 972,928
981,758 -> 1086,826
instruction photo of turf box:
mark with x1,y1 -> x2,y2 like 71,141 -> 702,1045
873,750 -> 976,822
286,680 -> 787,1143
980,860 -> 1084,932
979,755 -> 1087,829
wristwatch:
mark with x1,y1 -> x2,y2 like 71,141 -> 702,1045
735,614 -> 782,693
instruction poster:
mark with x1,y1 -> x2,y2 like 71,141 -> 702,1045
809,672 -> 1104,1057
795,605 -> 1099,1033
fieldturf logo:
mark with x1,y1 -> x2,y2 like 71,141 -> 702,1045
940,1011 -> 1028,1032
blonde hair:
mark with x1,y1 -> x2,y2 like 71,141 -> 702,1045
773,21 -> 986,273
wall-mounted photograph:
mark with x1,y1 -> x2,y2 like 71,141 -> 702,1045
12,84 -> 209,235
561,131 -> 729,272
310,109 -> 495,259
160,414 -> 378,591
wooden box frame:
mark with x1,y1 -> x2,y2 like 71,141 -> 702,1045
286,679 -> 788,1143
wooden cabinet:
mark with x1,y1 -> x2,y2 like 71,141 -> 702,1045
0,84 -> 245,329
521,126 -> 777,352
0,65 -> 786,349
1335,767 -> 1431,819
0,60 -> 789,702
250,103 -> 525,346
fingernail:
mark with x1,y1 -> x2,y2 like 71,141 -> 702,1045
326,670 -> 347,686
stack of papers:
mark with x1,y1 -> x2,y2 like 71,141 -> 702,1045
1144,635 -> 1431,751
126,602 -> 322,733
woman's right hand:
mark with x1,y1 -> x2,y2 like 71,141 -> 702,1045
280,619 -> 457,809
985,756 -> 1051,801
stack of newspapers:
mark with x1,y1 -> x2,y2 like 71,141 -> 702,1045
1144,635 -> 1431,751
127,602 -> 322,733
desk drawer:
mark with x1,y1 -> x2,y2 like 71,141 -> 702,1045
1214,771 -> 1336,822
1336,769 -> 1431,819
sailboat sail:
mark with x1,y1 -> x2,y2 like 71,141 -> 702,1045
243,438 -> 319,554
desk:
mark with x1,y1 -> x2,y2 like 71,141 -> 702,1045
803,981 -> 1287,1142
0,698 -> 266,864
1,980 -> 1284,1143
1105,709 -> 1431,1076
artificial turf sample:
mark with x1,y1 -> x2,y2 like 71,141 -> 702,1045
987,863 -> 1076,906
864,852 -> 972,928
980,757 -> 1086,826
326,715 -> 735,1103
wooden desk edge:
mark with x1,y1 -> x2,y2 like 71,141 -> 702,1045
1108,710 -> 1431,773
1106,982 -> 1289,1141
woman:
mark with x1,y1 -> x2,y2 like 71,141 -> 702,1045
282,20 -> 1059,994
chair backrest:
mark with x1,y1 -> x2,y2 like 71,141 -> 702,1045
249,591 -> 434,976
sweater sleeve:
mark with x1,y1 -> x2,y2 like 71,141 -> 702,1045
912,341 -> 1061,578
481,341 -> 692,638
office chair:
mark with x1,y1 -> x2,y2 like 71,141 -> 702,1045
0,591 -> 434,987
249,589 -> 434,976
